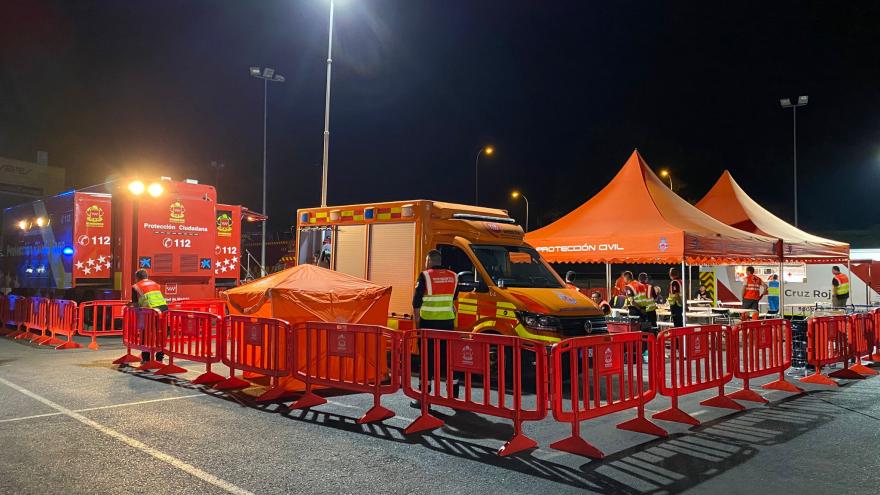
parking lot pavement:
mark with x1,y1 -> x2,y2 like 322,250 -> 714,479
1,335 -> 879,495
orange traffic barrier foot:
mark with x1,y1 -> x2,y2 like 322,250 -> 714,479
849,363 -> 878,376
191,371 -> 225,386
617,416 -> 668,437
55,340 -> 83,350
288,391 -> 328,410
762,378 -> 803,393
700,395 -> 746,411
729,388 -> 769,404
549,435 -> 604,460
212,376 -> 251,390
498,433 -> 538,457
404,413 -> 444,434
156,364 -> 188,375
136,360 -> 164,371
112,354 -> 141,365
357,405 -> 395,425
799,372 -> 838,387
828,368 -> 866,380
653,406 -> 700,426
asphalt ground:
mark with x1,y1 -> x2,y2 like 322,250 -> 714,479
1,334 -> 879,495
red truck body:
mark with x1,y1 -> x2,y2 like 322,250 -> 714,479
2,178 -> 232,302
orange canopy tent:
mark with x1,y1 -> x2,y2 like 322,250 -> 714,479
223,263 -> 391,324
696,170 -> 849,263
222,264 -> 392,393
525,150 -> 780,264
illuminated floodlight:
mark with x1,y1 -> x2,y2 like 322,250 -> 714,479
35,217 -> 46,227
250,67 -> 261,76
17,220 -> 27,230
147,183 -> 164,197
128,180 -> 145,195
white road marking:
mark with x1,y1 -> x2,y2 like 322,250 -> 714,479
0,377 -> 253,495
0,393 -> 206,424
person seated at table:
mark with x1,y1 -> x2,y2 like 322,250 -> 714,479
590,291 -> 612,315
696,285 -> 712,302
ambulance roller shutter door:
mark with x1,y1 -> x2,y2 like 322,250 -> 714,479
368,222 -> 415,316
335,225 -> 366,279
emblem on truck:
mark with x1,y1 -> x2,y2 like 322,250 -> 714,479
216,212 -> 233,237
85,205 -> 104,227
169,200 -> 186,224
555,291 -> 578,305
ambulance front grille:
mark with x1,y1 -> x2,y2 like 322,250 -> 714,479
558,315 -> 608,336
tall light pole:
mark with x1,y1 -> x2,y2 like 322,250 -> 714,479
320,0 -> 335,207
474,145 -> 494,205
780,95 -> 808,227
660,169 -> 673,190
511,190 -> 529,232
250,66 -> 285,276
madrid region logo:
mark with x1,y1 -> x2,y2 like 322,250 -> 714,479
85,205 -> 104,227
658,237 -> 669,252
216,212 -> 233,237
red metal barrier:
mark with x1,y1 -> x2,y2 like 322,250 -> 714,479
799,315 -> 856,386
12,297 -> 46,341
550,332 -> 666,459
288,322 -> 399,423
872,309 -> 880,361
8,297 -> 32,338
729,319 -> 803,403
47,299 -> 81,350
158,310 -> 225,384
167,299 -> 227,316
402,329 -> 548,457
0,295 -> 10,336
77,300 -> 127,350
216,315 -> 291,399
847,313 -> 877,376
113,307 -> 165,369
654,324 -> 743,425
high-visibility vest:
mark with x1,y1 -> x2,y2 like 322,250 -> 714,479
133,279 -> 167,309
767,281 -> 780,297
418,268 -> 458,321
833,273 -> 850,295
628,281 -> 657,312
743,274 -> 763,300
668,279 -> 682,306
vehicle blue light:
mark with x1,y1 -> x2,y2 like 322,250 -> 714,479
62,246 -> 75,256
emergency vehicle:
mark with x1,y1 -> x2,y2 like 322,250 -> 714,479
1,177 -> 254,302
295,200 -> 606,342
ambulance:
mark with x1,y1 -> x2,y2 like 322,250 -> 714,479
295,200 -> 606,342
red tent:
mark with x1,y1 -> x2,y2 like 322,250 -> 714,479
696,171 -> 849,263
525,151 -> 779,264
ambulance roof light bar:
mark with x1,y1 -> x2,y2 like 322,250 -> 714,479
452,213 -> 516,224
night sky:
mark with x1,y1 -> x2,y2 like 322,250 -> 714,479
2,1 -> 879,240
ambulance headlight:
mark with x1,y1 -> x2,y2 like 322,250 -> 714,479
515,311 -> 561,331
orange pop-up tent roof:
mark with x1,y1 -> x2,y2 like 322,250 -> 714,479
525,150 -> 780,264
223,264 -> 391,325
696,170 -> 849,263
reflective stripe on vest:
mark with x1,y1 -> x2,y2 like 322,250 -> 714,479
419,269 -> 457,321
834,273 -> 850,295
134,279 -> 167,309
628,281 -> 656,312
743,274 -> 762,300
767,281 -> 780,297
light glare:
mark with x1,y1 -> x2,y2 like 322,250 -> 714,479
128,180 -> 145,195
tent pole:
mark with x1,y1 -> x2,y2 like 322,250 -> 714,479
605,262 -> 612,299
681,260 -> 687,327
779,259 -> 784,318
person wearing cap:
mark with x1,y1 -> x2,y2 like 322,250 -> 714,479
131,269 -> 168,364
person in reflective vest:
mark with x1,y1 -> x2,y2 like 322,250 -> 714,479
638,272 -> 659,329
668,267 -> 683,327
831,266 -> 850,308
411,249 -> 460,407
590,291 -> 612,315
767,274 -> 780,314
741,266 -> 766,316
131,269 -> 168,364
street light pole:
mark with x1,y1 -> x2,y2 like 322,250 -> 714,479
780,95 -> 808,227
474,146 -> 494,205
512,191 -> 530,232
250,66 -> 285,276
660,170 -> 673,191
320,0 -> 335,208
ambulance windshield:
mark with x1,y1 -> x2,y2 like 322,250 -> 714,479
470,244 -> 564,289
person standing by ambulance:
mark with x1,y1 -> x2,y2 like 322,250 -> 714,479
412,249 -> 460,406
831,266 -> 850,308
741,266 -> 766,316
131,269 -> 168,364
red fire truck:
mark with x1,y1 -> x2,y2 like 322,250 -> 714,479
1,177 -> 253,302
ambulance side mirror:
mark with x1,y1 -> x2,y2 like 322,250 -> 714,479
565,271 -> 576,284
457,271 -> 487,293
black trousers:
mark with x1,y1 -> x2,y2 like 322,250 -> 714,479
420,319 -> 460,383
670,304 -> 683,328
